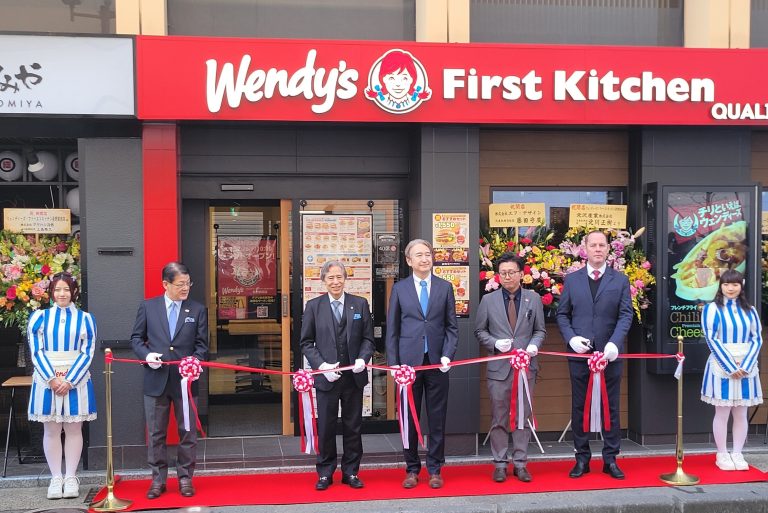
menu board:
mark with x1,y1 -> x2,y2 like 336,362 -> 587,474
302,214 -> 373,308
432,213 -> 470,317
666,191 -> 749,342
217,236 -> 277,320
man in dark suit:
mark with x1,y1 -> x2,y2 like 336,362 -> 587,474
131,262 -> 208,499
475,253 -> 545,483
386,238 -> 458,489
300,260 -> 375,491
556,230 -> 633,480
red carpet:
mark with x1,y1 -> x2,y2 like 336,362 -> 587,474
89,454 -> 766,512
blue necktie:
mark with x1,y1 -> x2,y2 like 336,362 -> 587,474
420,280 -> 429,353
168,302 -> 178,339
332,300 -> 342,323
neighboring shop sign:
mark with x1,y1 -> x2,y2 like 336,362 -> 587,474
432,213 -> 470,317
568,204 -> 627,228
217,236 -> 277,320
489,203 -> 546,228
0,35 -> 134,115
138,36 -> 768,125
666,192 -> 749,342
301,214 -> 373,307
3,208 -> 70,234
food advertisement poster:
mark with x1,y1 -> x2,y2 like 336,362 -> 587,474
302,214 -> 373,309
217,236 -> 277,320
432,213 -> 470,317
666,191 -> 749,342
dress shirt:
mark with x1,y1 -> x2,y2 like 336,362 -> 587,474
413,273 -> 432,297
586,263 -> 607,280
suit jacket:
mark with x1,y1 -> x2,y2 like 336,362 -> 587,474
555,266 -> 633,355
475,287 -> 546,379
299,293 -> 375,392
131,295 -> 209,397
385,274 -> 459,367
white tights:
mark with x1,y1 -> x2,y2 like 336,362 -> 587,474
712,405 -> 748,454
43,421 -> 83,478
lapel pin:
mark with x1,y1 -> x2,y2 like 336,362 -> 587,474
184,309 -> 189,313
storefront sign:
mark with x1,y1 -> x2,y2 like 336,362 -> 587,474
3,208 -> 70,234
138,36 -> 768,125
0,35 -> 134,115
217,237 -> 277,320
302,214 -> 373,307
568,204 -> 627,228
432,213 -> 470,316
489,203 -> 546,227
666,192 -> 749,342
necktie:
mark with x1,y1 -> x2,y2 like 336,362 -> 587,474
593,270 -> 601,281
420,280 -> 429,353
168,302 -> 178,338
332,300 -> 342,323
507,294 -> 517,332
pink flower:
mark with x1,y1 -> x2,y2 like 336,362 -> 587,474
520,237 -> 532,245
56,242 -> 68,252
543,278 -> 551,288
641,260 -> 651,270
6,286 -> 16,300
479,271 -> 487,281
540,271 -> 549,279
546,245 -> 556,251
31,285 -> 44,299
485,280 -> 500,292
41,264 -> 51,275
523,265 -> 532,275
630,286 -> 638,297
541,293 -> 554,306
634,279 -> 644,289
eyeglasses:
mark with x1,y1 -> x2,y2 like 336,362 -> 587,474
498,270 -> 522,278
169,281 -> 193,289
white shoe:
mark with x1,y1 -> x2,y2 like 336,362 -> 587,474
715,452 -> 736,471
730,453 -> 749,471
47,476 -> 64,499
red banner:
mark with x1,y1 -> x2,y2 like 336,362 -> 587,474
217,237 -> 277,320
137,36 -> 768,125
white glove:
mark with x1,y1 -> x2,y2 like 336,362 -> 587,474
318,362 -> 341,382
352,358 -> 366,374
526,344 -> 538,357
146,352 -> 163,370
569,336 -> 591,354
439,356 -> 451,373
494,338 -> 513,353
602,342 -> 619,362
389,364 -> 400,377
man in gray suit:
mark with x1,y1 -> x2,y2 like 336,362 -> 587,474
476,253 -> 545,483
131,262 -> 208,499
300,260 -> 375,491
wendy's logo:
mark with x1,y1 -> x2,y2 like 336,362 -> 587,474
365,49 -> 431,114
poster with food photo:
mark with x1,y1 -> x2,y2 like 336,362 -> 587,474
432,213 -> 469,264
433,264 -> 470,317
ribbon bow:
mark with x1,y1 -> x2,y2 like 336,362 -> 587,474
394,365 -> 424,449
584,352 -> 610,433
292,370 -> 318,455
178,356 -> 206,436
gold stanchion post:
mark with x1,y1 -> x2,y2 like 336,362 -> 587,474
659,335 -> 700,485
91,348 -> 133,511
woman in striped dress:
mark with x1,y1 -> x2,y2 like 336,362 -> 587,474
27,272 -> 97,499
700,269 -> 762,471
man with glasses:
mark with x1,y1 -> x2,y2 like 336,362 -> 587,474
131,262 -> 208,499
476,253 -> 545,483
386,238 -> 458,489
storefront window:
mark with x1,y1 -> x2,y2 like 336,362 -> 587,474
491,188 -> 626,243
0,1 -> 115,34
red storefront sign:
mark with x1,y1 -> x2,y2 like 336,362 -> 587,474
137,36 -> 768,125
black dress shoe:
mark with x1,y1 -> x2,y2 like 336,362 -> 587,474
513,466 -> 532,482
569,461 -> 590,478
315,476 -> 332,491
602,462 -> 625,479
146,483 -> 166,499
341,474 -> 364,488
492,467 -> 507,483
179,478 -> 195,497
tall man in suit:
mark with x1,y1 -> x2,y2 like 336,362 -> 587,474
300,260 -> 375,491
386,238 -> 458,489
556,230 -> 633,480
131,262 -> 208,499
475,253 -> 545,483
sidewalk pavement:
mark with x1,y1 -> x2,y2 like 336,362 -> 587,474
1,439 -> 766,513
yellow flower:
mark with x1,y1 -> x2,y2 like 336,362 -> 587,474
522,274 -> 533,285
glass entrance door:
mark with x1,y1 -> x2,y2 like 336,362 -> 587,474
206,202 -> 289,436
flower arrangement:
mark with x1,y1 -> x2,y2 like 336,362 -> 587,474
0,231 -> 81,332
479,225 -> 655,323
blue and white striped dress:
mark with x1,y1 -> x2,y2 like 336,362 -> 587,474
700,300 -> 763,407
27,304 -> 98,423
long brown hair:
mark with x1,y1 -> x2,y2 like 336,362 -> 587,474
713,269 -> 751,311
